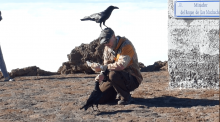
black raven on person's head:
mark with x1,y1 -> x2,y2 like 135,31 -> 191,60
0,11 -> 2,21
80,5 -> 119,30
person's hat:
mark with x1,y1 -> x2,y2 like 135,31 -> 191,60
99,28 -> 114,44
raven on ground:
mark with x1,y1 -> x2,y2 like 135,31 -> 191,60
80,5 -> 119,29
80,81 -> 103,111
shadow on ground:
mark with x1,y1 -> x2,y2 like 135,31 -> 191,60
97,96 -> 219,115
96,110 -> 134,115
134,96 -> 219,107
32,76 -> 96,80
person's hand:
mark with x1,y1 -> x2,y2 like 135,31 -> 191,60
90,63 -> 102,72
95,74 -> 105,83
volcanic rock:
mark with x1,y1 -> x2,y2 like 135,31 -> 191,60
140,61 -> 168,72
138,62 -> 145,69
0,71 -> 9,78
8,66 -> 57,78
160,62 -> 168,71
58,38 -> 105,74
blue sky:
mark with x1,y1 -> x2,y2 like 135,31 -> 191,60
0,0 -> 168,72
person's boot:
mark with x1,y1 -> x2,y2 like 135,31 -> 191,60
118,94 -> 133,105
116,93 -> 121,100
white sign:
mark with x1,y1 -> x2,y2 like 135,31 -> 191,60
174,0 -> 219,18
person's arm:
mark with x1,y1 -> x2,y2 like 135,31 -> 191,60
90,46 -> 111,72
102,44 -> 135,71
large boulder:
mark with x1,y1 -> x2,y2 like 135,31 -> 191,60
58,38 -> 105,74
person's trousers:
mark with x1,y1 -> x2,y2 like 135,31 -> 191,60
0,46 -> 9,78
99,70 -> 139,103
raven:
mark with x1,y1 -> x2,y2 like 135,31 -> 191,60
81,5 -> 119,29
80,81 -> 103,111
0,11 -> 2,21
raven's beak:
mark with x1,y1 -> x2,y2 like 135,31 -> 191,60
114,6 -> 119,9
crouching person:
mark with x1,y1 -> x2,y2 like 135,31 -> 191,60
91,28 -> 143,105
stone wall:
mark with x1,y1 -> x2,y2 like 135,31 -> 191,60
168,0 -> 219,89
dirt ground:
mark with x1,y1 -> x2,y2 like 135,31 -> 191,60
0,71 -> 219,122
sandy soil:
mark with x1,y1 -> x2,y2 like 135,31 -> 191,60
0,71 -> 219,122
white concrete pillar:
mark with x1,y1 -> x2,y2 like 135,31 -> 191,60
168,0 -> 219,89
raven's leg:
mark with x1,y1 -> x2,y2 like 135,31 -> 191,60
103,21 -> 108,28
80,105 -> 85,110
100,22 -> 103,30
91,105 -> 95,111
96,104 -> 100,112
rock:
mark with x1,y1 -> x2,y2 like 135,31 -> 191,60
58,38 -> 105,74
160,62 -> 168,71
140,61 -> 168,72
0,71 -> 9,78
9,66 -> 57,78
0,72 -> 2,78
138,62 -> 145,69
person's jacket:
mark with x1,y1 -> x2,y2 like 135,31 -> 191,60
103,36 -> 143,84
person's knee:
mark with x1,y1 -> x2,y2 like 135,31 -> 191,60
108,71 -> 121,82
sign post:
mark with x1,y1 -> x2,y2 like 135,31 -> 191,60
174,0 -> 219,18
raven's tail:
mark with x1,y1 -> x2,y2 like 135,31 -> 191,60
80,19 -> 88,21
80,17 -> 95,21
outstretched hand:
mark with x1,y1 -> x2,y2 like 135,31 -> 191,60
90,63 -> 102,72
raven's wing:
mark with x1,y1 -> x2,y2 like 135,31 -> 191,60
89,12 -> 104,23
81,12 -> 103,23
97,11 -> 110,23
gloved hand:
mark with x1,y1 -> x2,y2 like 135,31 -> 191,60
90,63 -> 102,72
95,74 -> 105,83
